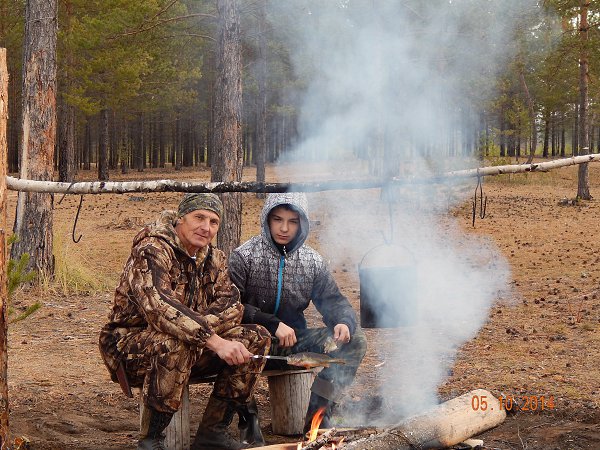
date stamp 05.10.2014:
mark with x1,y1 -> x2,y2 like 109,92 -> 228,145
470,394 -> 556,412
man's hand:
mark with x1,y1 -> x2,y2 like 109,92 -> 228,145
205,333 -> 252,365
213,281 -> 237,300
333,324 -> 351,345
275,322 -> 297,348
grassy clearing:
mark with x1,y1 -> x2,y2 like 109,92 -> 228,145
50,231 -> 111,296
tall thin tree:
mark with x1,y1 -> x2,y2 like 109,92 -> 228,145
98,108 -> 109,180
11,0 -> 58,275
0,46 -> 11,449
577,0 -> 591,200
212,0 -> 243,256
255,0 -> 267,199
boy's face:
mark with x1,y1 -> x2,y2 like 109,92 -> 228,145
268,206 -> 300,246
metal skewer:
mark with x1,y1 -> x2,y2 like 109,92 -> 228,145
251,354 -> 289,362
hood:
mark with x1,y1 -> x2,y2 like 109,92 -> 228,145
260,193 -> 310,254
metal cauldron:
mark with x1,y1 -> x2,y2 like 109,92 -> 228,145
358,244 -> 417,328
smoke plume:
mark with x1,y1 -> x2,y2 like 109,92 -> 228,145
264,0 -> 535,424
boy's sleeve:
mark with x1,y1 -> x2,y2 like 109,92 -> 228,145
311,264 -> 358,335
229,250 -> 281,335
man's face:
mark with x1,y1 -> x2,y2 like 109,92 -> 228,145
175,209 -> 220,255
268,206 -> 300,246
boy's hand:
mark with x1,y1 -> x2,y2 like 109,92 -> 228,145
333,324 -> 351,344
275,323 -> 297,348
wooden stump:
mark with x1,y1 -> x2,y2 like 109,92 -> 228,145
165,386 -> 190,450
266,369 -> 315,435
140,386 -> 190,450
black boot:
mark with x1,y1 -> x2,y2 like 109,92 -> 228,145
137,406 -> 173,450
302,393 -> 334,435
192,395 -> 247,450
237,396 -> 265,447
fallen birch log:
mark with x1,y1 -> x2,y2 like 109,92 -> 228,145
342,389 -> 506,450
443,153 -> 600,179
5,154 -> 600,195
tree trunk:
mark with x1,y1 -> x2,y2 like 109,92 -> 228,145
151,113 -> 158,168
11,0 -> 58,276
519,69 -> 536,163
158,114 -> 165,168
212,0 -> 243,257
174,115 -> 182,170
109,110 -> 118,169
183,117 -> 193,167
561,116 -> 566,157
58,103 -> 75,182
7,57 -> 19,174
577,0 -> 591,199
551,112 -> 556,157
0,47 -> 11,449
98,108 -> 109,181
256,0 -> 267,198
542,114 -> 549,158
82,120 -> 91,170
499,110 -> 506,157
135,113 -> 143,172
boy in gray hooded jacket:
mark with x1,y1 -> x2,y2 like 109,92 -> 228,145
229,192 -> 367,432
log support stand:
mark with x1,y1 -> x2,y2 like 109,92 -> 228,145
139,369 -> 315,450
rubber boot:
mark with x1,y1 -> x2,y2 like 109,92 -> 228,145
302,392 -> 334,435
137,406 -> 173,450
192,395 -> 246,450
237,396 -> 265,447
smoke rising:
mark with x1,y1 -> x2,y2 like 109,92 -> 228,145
264,0 -> 533,424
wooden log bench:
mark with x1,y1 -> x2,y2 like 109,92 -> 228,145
119,364 -> 316,450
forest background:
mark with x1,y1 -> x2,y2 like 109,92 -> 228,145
2,1 -> 600,448
1,0 -> 599,181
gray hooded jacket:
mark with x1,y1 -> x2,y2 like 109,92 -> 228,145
229,193 -> 357,335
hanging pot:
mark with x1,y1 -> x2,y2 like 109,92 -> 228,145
358,244 -> 417,328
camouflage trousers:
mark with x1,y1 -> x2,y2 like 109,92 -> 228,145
102,324 -> 270,413
269,326 -> 367,402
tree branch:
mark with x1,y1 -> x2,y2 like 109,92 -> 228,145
109,13 -> 216,39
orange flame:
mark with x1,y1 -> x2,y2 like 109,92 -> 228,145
308,406 -> 326,442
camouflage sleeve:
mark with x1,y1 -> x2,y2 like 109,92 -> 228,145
311,263 -> 358,336
129,239 -> 214,346
200,248 -> 244,335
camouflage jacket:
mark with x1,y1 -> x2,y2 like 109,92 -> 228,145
99,210 -> 242,374
229,193 -> 357,335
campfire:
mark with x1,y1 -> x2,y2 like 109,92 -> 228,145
253,389 -> 507,450
296,407 -> 344,450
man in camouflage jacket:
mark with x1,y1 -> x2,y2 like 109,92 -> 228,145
229,192 -> 367,433
99,193 -> 270,450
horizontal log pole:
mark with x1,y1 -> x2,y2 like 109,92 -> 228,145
5,153 -> 600,195
5,178 -> 384,195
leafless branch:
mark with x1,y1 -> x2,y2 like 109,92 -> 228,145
109,13 -> 216,39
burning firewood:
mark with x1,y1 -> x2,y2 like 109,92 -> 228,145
299,427 -> 337,450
